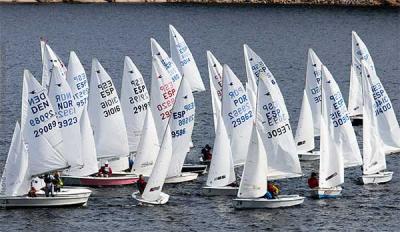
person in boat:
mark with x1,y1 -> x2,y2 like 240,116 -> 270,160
308,172 -> 319,189
201,144 -> 212,161
52,171 -> 63,192
137,174 -> 147,195
129,157 -> 134,171
28,186 -> 37,197
267,182 -> 280,199
97,162 -> 113,177
43,173 -> 55,197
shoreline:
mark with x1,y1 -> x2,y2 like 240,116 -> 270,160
0,0 -> 399,7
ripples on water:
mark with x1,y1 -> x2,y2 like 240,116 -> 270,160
0,4 -> 399,231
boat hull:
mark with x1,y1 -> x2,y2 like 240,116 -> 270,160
233,195 -> 304,209
165,172 -> 198,184
360,171 -> 393,185
298,151 -> 320,161
182,164 -> 208,175
350,115 -> 363,126
0,189 -> 91,208
310,186 -> 342,199
131,191 -> 169,205
62,174 -> 138,187
202,186 -> 238,196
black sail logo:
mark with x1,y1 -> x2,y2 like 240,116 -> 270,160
325,172 -> 338,181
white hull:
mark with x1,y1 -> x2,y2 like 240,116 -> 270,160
202,186 -> 239,196
165,172 -> 198,184
233,195 -> 304,209
298,150 -> 320,161
360,171 -> 393,184
131,191 -> 169,205
385,148 -> 400,155
36,187 -> 92,198
182,164 -> 208,175
310,186 -> 342,199
0,188 -> 91,208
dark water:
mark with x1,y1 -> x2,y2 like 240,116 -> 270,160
0,4 -> 399,231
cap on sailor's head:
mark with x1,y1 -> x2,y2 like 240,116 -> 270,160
104,161 -> 109,166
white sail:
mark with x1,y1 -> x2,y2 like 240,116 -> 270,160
237,125 -> 267,198
361,62 -> 386,175
207,51 -> 223,131
142,125 -> 173,202
243,44 -> 288,117
88,58 -> 129,159
150,38 -> 182,89
121,56 -> 150,153
131,108 -> 160,176
66,51 -> 98,176
48,66 -> 83,169
319,66 -> 345,188
360,60 -> 400,153
348,31 -> 376,117
221,65 -> 253,165
167,78 -> 196,178
150,55 -> 180,142
246,83 -> 257,113
256,71 -> 302,179
21,70 -> 68,176
295,91 -> 315,153
0,123 -> 30,196
169,25 -> 205,92
66,51 -> 89,117
41,41 -> 67,90
206,110 -> 236,187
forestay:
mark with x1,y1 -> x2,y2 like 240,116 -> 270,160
48,66 -> 83,169
207,111 -> 236,187
66,51 -> 98,176
237,125 -> 267,198
243,44 -> 288,117
167,78 -> 196,178
360,61 -> 400,153
131,108 -> 160,176
21,70 -> 68,177
121,56 -> 150,153
221,65 -> 253,165
88,59 -> 129,159
207,51 -> 223,131
170,25 -> 205,92
361,62 -> 386,175
348,31 -> 376,117
41,41 -> 67,90
142,125 -> 173,202
0,123 -> 30,196
256,71 -> 302,179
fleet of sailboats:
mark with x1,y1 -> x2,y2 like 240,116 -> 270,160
0,28 -> 398,209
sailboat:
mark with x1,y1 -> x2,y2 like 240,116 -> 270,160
169,25 -> 206,92
295,49 -> 323,161
221,64 -> 253,166
0,71 -> 91,208
233,125 -> 305,209
81,58 -> 137,186
348,31 -> 376,125
202,107 -> 238,196
311,66 -> 362,198
359,60 -> 393,184
165,78 -> 198,183
120,56 -> 150,156
207,51 -> 223,132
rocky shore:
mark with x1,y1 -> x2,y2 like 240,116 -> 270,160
0,0 -> 399,6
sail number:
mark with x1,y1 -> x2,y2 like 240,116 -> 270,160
29,110 -> 55,126
266,124 -> 291,138
33,120 -> 57,138
58,117 -> 78,128
232,111 -> 253,128
132,103 -> 148,114
171,128 -> 186,138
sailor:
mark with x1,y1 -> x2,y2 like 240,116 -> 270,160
137,174 -> 147,195
43,173 -> 55,197
308,172 -> 319,189
98,161 -> 113,177
201,144 -> 213,161
267,182 -> 280,199
52,171 -> 63,192
28,186 -> 37,197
